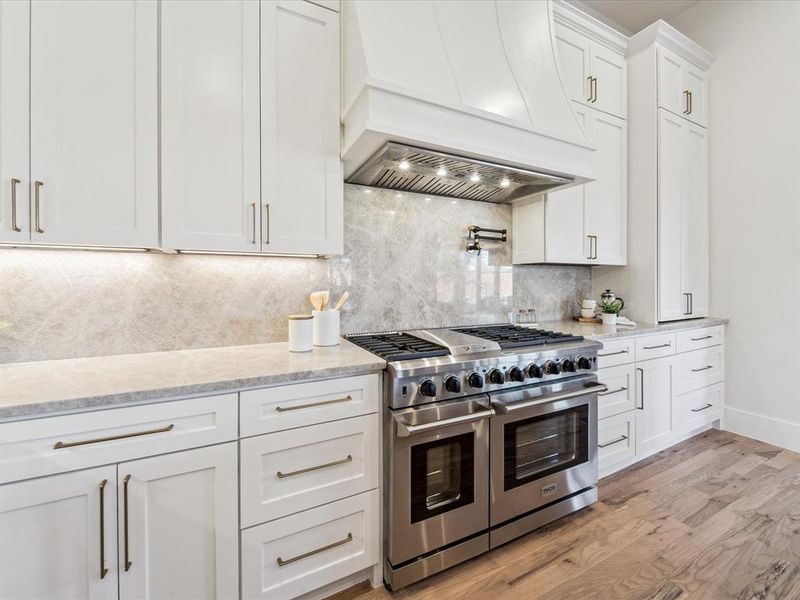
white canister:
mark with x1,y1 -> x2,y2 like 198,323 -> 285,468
288,314 -> 314,352
313,310 -> 341,346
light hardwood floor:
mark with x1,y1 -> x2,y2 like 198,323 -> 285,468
334,430 -> 800,600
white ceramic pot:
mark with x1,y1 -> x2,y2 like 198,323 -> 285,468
313,310 -> 341,346
601,313 -> 618,325
288,314 -> 314,352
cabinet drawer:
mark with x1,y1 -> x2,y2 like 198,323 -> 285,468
674,383 -> 723,435
240,414 -> 379,527
676,325 -> 725,353
598,411 -> 636,478
597,338 -> 635,368
240,374 -> 380,437
635,333 -> 676,361
241,489 -> 379,600
674,347 -> 724,396
0,395 -> 238,484
596,364 -> 636,419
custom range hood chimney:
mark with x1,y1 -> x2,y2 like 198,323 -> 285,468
341,0 -> 595,203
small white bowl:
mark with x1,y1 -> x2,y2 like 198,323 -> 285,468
580,308 -> 596,319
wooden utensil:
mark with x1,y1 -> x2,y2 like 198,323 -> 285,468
334,290 -> 350,310
309,290 -> 327,311
320,290 -> 330,310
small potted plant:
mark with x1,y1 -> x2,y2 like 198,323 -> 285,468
598,299 -> 623,325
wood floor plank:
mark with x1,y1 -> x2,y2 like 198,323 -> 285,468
336,432 -> 800,600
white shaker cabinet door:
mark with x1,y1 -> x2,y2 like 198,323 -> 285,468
161,0 -> 261,252
683,64 -> 708,128
584,110 -> 626,265
0,466 -> 118,600
261,0 -> 343,255
117,443 -> 239,600
554,24 -> 592,106
682,122 -> 709,318
29,0 -> 158,247
589,44 -> 626,119
0,0 -> 29,243
635,356 -> 674,457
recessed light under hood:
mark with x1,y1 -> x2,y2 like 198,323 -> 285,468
347,142 -> 574,203
341,0 -> 595,204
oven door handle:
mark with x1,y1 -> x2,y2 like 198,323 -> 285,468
492,383 -> 608,415
394,409 -> 494,438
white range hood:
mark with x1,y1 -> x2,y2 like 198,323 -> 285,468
341,0 -> 595,203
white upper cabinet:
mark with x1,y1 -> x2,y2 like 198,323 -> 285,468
29,0 -> 158,247
658,109 -> 709,321
0,1 -> 29,243
161,0 -> 261,252
658,46 -> 708,127
554,20 -> 626,119
261,0 -> 342,255
0,466 -> 118,600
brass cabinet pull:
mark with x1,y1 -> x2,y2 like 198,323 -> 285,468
53,424 -> 174,449
123,474 -> 132,571
643,343 -> 671,350
34,181 -> 44,233
688,91 -> 693,114
691,403 -> 713,413
598,386 -> 627,396
99,479 -> 108,579
683,90 -> 690,114
277,532 -> 353,567
691,365 -> 713,372
592,235 -> 598,259
10,178 -> 21,232
636,367 -> 644,409
277,455 -> 353,479
691,335 -> 713,341
251,202 -> 257,244
586,76 -> 593,102
264,203 -> 270,245
592,76 -> 598,102
275,395 -> 352,412
598,349 -> 628,357
598,434 -> 628,448
586,235 -> 597,260
689,293 -> 693,315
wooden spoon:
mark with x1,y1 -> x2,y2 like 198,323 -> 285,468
320,290 -> 330,310
309,290 -> 326,311
334,290 -> 350,310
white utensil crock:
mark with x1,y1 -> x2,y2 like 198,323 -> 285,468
288,314 -> 314,352
601,313 -> 618,325
313,310 -> 340,346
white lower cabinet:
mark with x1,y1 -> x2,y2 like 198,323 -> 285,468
241,490 -> 379,600
597,328 -> 726,478
118,443 -> 239,600
0,466 -> 118,600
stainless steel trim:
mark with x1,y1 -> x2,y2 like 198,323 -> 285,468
250,202 -> 257,244
691,335 -> 713,341
34,181 -> 44,233
691,365 -> 713,372
598,386 -> 627,396
277,532 -> 353,567
636,367 -> 644,409
53,424 -> 175,449
277,455 -> 353,479
385,534 -> 489,591
123,474 -> 132,572
642,343 -> 671,350
395,409 -> 492,437
490,487 -> 597,549
598,349 -> 628,357
264,203 -> 270,245
598,434 -> 628,448
275,395 -> 351,412
491,383 -> 607,415
99,479 -> 108,579
691,403 -> 714,413
10,178 -> 21,232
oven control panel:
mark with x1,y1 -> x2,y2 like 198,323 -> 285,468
389,351 -> 599,408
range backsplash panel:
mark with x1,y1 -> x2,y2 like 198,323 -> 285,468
0,185 -> 589,363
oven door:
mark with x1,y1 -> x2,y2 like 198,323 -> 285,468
490,375 -> 605,526
387,397 -> 491,565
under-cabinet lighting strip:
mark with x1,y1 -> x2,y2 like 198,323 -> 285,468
0,243 -> 324,258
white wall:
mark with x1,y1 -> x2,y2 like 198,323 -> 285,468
671,1 -> 800,451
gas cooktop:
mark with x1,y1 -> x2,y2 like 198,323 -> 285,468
452,325 -> 584,349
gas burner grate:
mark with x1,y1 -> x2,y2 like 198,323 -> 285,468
453,325 -> 584,349
346,332 -> 450,361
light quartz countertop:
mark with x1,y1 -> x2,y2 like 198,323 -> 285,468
0,340 -> 385,420
537,317 -> 728,340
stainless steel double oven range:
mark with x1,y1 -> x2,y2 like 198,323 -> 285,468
348,325 -> 607,590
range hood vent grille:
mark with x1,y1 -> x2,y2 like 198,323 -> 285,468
347,143 -> 574,203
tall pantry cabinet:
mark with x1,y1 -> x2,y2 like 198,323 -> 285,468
593,21 -> 713,322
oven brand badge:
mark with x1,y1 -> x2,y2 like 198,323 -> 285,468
541,483 -> 558,497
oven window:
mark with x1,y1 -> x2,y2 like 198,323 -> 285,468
410,433 -> 475,523
504,405 -> 589,491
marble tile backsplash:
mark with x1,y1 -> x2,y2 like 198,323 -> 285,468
0,185 -> 589,363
